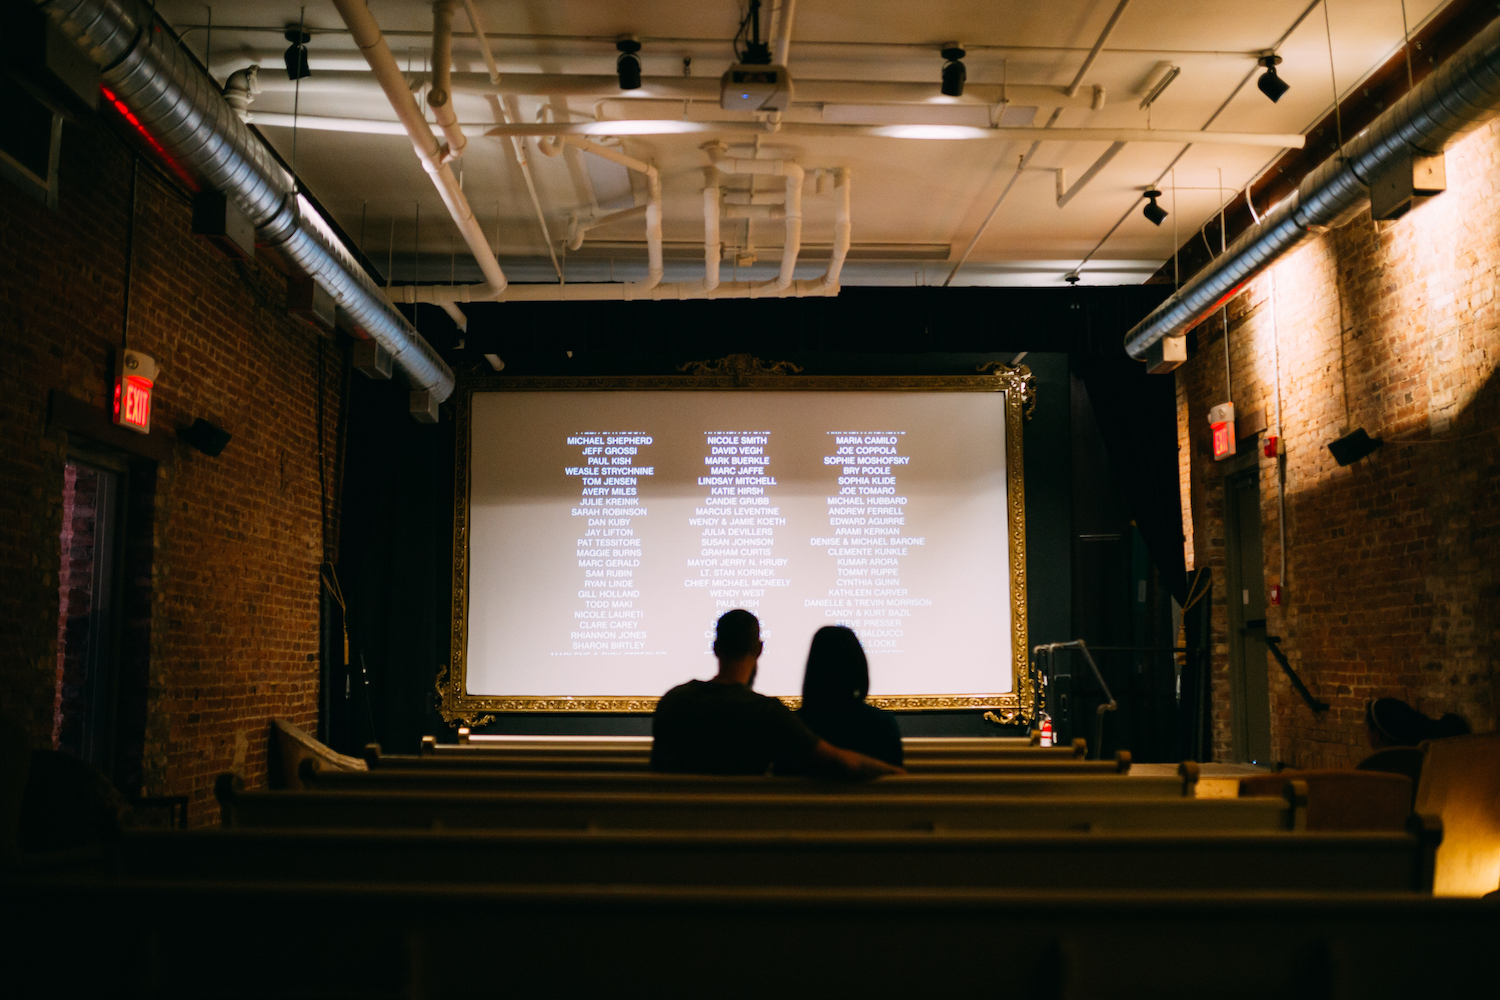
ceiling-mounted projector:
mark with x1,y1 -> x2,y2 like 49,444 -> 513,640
720,63 -> 793,111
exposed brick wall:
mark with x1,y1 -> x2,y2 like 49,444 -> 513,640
0,113 -> 345,825
1177,118 -> 1500,766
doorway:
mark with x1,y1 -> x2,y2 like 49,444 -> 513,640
54,458 -> 124,771
1224,462 -> 1272,764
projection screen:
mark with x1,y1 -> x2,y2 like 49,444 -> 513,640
443,370 -> 1032,721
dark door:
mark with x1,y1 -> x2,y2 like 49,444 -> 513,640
1225,466 -> 1272,764
55,459 -> 123,771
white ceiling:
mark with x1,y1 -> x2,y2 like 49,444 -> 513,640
158,0 -> 1448,287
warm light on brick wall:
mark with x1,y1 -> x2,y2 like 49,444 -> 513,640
1179,118 -> 1500,766
0,117 -> 345,825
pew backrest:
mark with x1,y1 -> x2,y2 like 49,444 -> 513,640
1415,730 -> 1500,896
1238,770 -> 1412,831
302,761 -> 1193,798
370,748 -> 1128,775
216,776 -> 1304,834
112,822 -> 1437,893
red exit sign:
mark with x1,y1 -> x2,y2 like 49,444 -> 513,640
113,350 -> 159,434
1208,402 -> 1236,461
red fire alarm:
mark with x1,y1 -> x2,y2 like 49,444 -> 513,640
113,349 -> 159,434
1264,435 -> 1279,458
1270,583 -> 1282,606
1208,402 -> 1236,461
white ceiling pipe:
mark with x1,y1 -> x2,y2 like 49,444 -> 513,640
823,167 -> 851,288
722,190 -> 783,205
562,136 -> 654,175
442,74 -> 1100,108
559,137 -> 663,293
254,70 -> 1099,109
772,0 -> 797,66
703,166 -> 722,293
568,204 -> 649,250
440,301 -> 468,330
428,0 -> 467,159
775,168 -> 804,290
458,2 -> 561,280
724,204 -> 787,219
709,154 -> 806,291
391,279 -> 839,304
1067,0 -> 1132,97
1055,141 -> 1127,208
248,111 -> 1303,149
481,120 -> 1305,147
460,0 -> 503,83
329,0 -> 508,297
252,113 -> 487,136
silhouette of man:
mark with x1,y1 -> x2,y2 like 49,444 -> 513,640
651,610 -> 905,777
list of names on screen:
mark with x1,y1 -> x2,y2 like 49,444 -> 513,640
465,391 -> 1014,701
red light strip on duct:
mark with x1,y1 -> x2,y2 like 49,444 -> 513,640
1189,281 -> 1247,331
99,86 -> 198,189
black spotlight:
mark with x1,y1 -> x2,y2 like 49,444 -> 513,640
616,36 -> 642,91
1257,54 -> 1289,103
1142,188 -> 1168,226
283,26 -> 311,81
1327,427 -> 1383,466
940,46 -> 967,98
178,418 -> 232,457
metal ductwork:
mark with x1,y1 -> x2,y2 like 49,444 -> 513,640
36,0 -> 455,406
1125,14 -> 1500,365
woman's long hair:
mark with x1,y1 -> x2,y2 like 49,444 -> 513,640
801,626 -> 869,712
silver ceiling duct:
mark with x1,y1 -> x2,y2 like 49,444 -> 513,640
1125,15 -> 1500,364
37,0 -> 455,405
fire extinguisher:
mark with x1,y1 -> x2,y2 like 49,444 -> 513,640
1038,712 -> 1054,747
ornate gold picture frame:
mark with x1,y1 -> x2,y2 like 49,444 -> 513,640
440,356 -> 1036,727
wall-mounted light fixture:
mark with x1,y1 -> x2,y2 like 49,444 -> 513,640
178,418 -> 232,457
1327,427 -> 1382,465
1257,54 -> 1289,103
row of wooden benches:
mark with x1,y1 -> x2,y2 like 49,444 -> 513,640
6,879 -> 1494,997
7,731 -> 1494,996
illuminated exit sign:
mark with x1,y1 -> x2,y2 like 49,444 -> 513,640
1208,402 -> 1236,461
113,349 -> 159,434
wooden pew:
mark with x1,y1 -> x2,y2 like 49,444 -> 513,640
7,878 -> 1494,997
416,735 -> 1086,763
446,732 -> 1045,752
215,775 -> 1304,833
303,759 -> 1187,798
1415,729 -> 1500,896
109,820 -> 1440,893
373,745 -> 1126,774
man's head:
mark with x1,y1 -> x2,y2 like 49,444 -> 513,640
712,609 -> 762,683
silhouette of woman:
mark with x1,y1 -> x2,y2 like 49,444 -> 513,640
796,626 -> 903,768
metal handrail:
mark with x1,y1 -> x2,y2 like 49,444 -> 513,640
1032,640 -> 1118,760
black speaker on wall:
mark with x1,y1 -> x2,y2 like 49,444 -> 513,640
178,418 -> 232,457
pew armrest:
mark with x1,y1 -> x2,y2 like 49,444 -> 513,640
1178,760 -> 1201,797
1407,811 -> 1443,894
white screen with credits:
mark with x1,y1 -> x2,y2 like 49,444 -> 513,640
465,390 -> 1013,699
